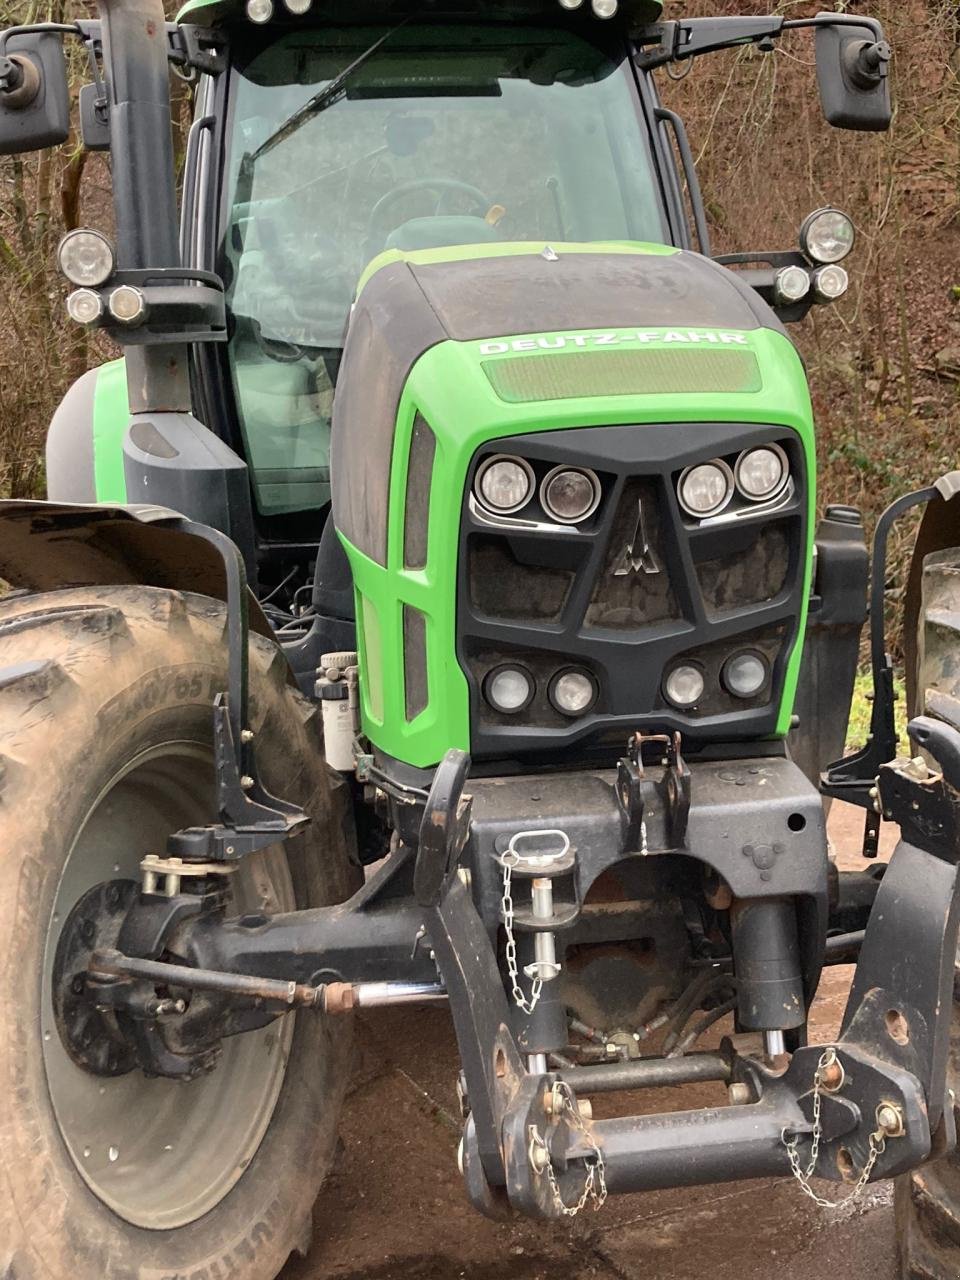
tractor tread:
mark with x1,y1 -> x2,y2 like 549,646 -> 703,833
0,582 -> 354,1279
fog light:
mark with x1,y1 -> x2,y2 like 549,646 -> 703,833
722,651 -> 768,698
800,208 -> 855,264
541,466 -> 601,524
549,669 -> 597,716
57,229 -> 115,287
592,0 -> 618,15
677,460 -> 733,518
246,0 -> 274,21
663,664 -> 704,709
476,455 -> 534,514
812,264 -> 849,302
484,665 -> 534,714
66,288 -> 103,326
108,285 -> 147,325
773,265 -> 810,305
735,444 -> 788,502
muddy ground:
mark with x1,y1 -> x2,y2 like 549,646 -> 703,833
283,808 -> 901,1280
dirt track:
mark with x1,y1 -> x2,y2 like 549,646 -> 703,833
283,809 -> 900,1280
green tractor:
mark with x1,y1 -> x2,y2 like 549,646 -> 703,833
1,1 -> 960,1275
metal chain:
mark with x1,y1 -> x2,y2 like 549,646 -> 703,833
781,1047 -> 887,1208
501,855 -> 543,1015
532,1082 -> 608,1217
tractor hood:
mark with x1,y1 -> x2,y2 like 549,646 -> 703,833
331,240 -> 797,566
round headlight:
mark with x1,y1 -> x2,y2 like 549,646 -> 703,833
773,265 -> 810,306
484,665 -> 534,714
66,288 -> 103,327
108,285 -> 147,325
592,0 -> 618,15
549,668 -> 597,716
812,264 -> 849,302
722,651 -> 768,699
677,460 -> 733,519
541,466 -> 601,524
735,444 -> 788,502
559,0 -> 584,8
800,208 -> 855,264
476,455 -> 534,514
246,0 -> 274,21
663,664 -> 704,709
284,0 -> 311,11
57,229 -> 115,288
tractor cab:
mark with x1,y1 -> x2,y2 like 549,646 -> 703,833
218,11 -> 668,518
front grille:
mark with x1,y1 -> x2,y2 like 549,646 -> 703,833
584,478 -> 680,631
456,421 -> 808,760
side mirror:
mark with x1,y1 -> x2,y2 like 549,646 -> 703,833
815,16 -> 893,132
0,31 -> 70,156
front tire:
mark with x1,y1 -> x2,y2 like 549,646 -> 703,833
0,585 -> 356,1279
898,547 -> 960,1278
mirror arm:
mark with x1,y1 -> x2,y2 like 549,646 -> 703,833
0,23 -> 82,57
635,11 -> 885,73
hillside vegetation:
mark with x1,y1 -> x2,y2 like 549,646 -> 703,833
0,0 -> 957,655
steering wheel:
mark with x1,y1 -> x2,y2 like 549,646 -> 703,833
366,177 -> 493,243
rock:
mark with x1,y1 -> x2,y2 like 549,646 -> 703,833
934,344 -> 960,378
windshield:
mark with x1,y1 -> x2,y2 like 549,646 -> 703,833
222,24 -> 668,516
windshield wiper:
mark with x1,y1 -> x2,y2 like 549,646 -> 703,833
251,17 -> 412,163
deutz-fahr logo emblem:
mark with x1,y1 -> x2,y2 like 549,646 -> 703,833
613,499 -> 661,577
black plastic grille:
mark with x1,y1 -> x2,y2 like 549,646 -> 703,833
585,478 -> 680,631
456,421 -> 808,760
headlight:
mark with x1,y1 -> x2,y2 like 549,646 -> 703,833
663,664 -> 704,709
57,229 -> 115,287
246,0 -> 274,21
773,265 -> 810,306
66,288 -> 103,326
475,455 -> 534,514
722,651 -> 768,699
283,0 -> 311,11
108,285 -> 147,325
592,0 -> 618,15
484,665 -> 534,714
541,466 -> 601,524
735,444 -> 788,502
549,668 -> 597,716
677,460 -> 733,519
812,264 -> 849,302
800,208 -> 855,264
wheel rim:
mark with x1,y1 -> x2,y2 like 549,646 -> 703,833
41,741 -> 296,1231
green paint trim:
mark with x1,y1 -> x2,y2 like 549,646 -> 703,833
92,358 -> 130,504
339,322 -> 816,768
355,239 -> 677,298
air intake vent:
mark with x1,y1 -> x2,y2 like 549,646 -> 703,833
482,347 -> 763,404
403,415 -> 437,570
468,536 -> 575,622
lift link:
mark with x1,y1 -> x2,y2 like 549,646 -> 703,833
87,948 -> 446,1016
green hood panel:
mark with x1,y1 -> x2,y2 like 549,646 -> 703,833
93,358 -> 130,504
338,320 -> 815,769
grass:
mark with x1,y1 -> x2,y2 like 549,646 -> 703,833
845,669 -> 908,754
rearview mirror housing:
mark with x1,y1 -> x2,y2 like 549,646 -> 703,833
815,15 -> 893,132
0,31 -> 70,155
